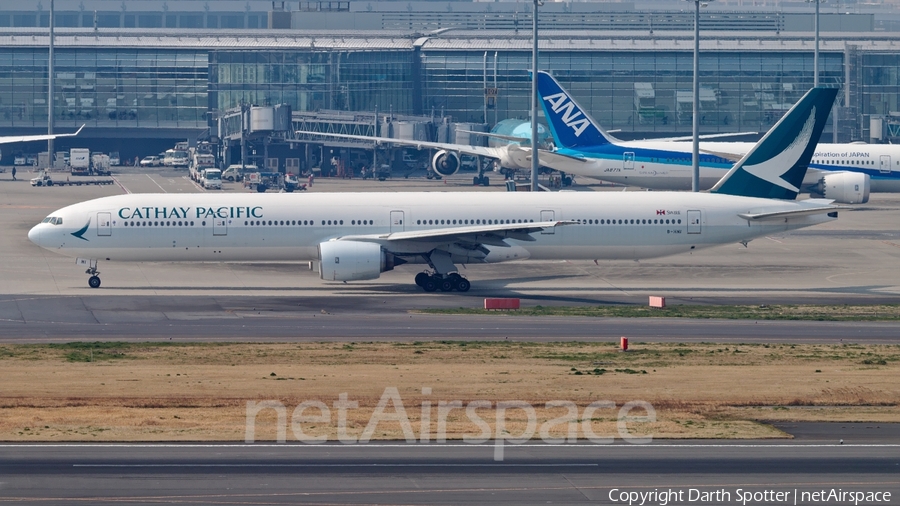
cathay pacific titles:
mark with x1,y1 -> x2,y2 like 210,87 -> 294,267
117,206 -> 263,220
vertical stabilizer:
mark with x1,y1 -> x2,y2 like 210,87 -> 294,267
710,87 -> 838,199
537,71 -> 617,150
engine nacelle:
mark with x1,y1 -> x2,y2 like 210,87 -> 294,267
431,150 -> 461,177
318,240 -> 401,281
812,171 -> 870,204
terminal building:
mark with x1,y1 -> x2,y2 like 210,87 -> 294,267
2,0 -> 900,166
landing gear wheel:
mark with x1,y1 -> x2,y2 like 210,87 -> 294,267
415,272 -> 429,287
88,276 -> 101,288
438,277 -> 454,292
454,277 -> 471,292
422,278 -> 438,292
481,176 -> 489,187
473,176 -> 480,186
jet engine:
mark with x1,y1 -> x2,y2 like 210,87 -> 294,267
431,150 -> 461,177
811,172 -> 870,204
318,240 -> 403,281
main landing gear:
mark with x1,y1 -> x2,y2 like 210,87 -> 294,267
414,250 -> 471,292
415,272 -> 470,292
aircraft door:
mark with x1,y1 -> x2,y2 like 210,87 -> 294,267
97,212 -> 111,236
880,155 -> 891,174
540,210 -> 555,234
213,218 -> 227,236
687,210 -> 702,234
623,152 -> 635,170
390,211 -> 405,233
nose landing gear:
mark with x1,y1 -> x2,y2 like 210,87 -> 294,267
80,258 -> 101,288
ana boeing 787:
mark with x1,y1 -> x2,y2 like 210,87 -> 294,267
536,72 -> 885,204
29,87 -> 839,292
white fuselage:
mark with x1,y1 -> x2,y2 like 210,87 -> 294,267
29,192 -> 834,266
552,141 -> 900,193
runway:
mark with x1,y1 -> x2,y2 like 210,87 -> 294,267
1,294 -> 900,343
1,433 -> 897,505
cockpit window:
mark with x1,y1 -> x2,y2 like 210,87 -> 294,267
45,217 -> 63,225
41,217 -> 52,223
56,217 -> 63,225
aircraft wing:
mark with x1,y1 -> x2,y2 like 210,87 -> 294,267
457,129 -> 529,144
292,130 -> 508,160
738,200 -> 845,221
698,148 -> 744,163
0,124 -> 84,144
536,150 -> 589,164
337,220 -> 578,248
652,131 -> 758,142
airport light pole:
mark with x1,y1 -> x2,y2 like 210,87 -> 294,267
530,0 -> 541,192
689,0 -> 711,193
47,0 -> 54,164
807,0 -> 821,86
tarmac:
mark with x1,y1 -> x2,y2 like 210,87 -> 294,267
4,165 -> 900,304
1,166 -> 899,504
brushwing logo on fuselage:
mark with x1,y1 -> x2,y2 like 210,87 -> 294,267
542,92 -> 590,137
71,220 -> 90,241
742,106 -> 817,193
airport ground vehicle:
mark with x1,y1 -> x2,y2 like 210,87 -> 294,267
140,156 -> 162,167
90,154 -> 112,176
69,148 -> 91,176
109,152 -> 120,166
190,153 -> 216,183
30,170 -> 113,187
242,171 -> 305,192
223,164 -> 258,182
13,156 -> 26,165
200,168 -> 222,190
164,146 -> 190,169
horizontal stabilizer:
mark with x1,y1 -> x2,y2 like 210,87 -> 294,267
738,206 -> 852,221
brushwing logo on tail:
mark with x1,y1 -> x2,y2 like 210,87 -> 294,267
742,106 -> 817,193
542,92 -> 590,137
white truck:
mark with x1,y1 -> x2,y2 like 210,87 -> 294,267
69,148 -> 91,176
190,153 -> 216,182
90,153 -> 111,176
200,168 -> 222,190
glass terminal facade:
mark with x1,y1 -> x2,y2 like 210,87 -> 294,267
421,51 -> 845,136
0,48 -> 207,129
209,51 -> 415,114
2,34 -> 900,143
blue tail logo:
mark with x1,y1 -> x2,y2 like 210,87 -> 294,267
711,87 -> 838,200
537,71 -> 614,150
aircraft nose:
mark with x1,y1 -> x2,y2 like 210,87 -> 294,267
28,225 -> 42,246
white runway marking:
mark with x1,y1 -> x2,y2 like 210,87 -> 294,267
110,175 -> 130,194
146,174 -> 167,193
73,463 -> 599,468
2,443 -> 898,448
